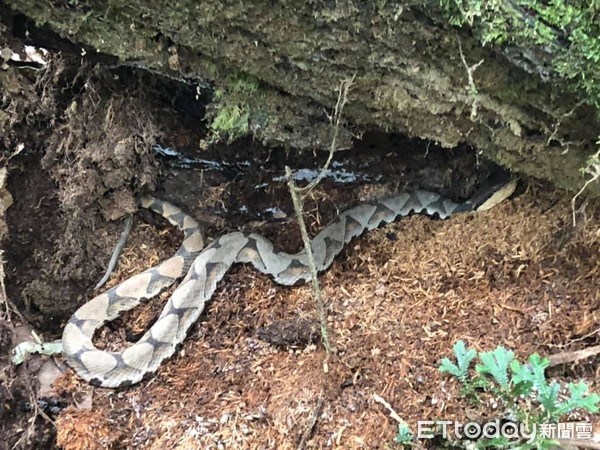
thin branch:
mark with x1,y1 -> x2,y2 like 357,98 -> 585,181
548,344 -> 600,368
11,377 -> 55,449
555,439 -> 600,450
372,394 -> 405,424
0,250 -> 27,324
286,167 -> 333,355
296,75 -> 355,194
285,76 -> 355,359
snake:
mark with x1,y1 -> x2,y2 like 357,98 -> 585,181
62,175 -> 517,388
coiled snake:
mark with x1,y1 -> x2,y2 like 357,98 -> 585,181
62,177 -> 516,388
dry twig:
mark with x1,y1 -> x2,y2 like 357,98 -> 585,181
285,75 -> 354,358
547,344 -> 600,368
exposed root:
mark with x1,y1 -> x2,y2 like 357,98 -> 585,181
572,149 -> 600,226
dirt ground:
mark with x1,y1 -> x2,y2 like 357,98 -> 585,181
44,185 -> 599,450
1,16 -> 600,450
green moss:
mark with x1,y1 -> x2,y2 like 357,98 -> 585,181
438,0 -> 600,111
208,72 -> 261,143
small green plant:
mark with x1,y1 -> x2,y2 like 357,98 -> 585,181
440,340 -> 478,383
439,340 -> 600,448
208,72 -> 260,143
394,422 -> 414,446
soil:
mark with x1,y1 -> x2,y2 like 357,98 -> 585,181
1,18 -> 600,450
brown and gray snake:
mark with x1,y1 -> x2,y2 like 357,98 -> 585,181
62,178 -> 516,388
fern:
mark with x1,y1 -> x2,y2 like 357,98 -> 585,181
439,340 -> 477,383
394,423 -> 414,445
556,381 -> 600,417
475,347 -> 514,389
437,342 -> 600,448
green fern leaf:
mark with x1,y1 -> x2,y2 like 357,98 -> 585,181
475,346 -> 514,388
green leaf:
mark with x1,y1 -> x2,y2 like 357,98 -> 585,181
556,381 -> 600,415
512,354 -> 550,388
454,340 -> 477,376
439,357 -> 462,379
439,340 -> 476,382
537,380 -> 561,417
475,346 -> 515,388
528,354 -> 551,392
394,423 -> 414,444
509,360 -> 534,397
436,339 -> 600,443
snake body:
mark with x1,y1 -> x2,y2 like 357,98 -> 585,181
62,180 -> 516,388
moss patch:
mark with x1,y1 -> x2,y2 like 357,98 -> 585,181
439,0 -> 600,111
208,72 -> 261,143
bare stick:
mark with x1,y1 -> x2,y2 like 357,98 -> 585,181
297,75 -> 355,194
0,250 -> 10,321
372,394 -> 405,425
286,167 -> 332,355
11,378 -> 55,449
547,344 -> 600,368
285,76 -> 355,358
555,439 -> 600,449
0,251 -> 27,324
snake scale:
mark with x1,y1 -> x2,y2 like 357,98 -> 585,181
62,178 -> 516,388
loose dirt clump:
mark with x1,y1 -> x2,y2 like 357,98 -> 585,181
38,65 -> 164,281
4,55 -> 206,332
